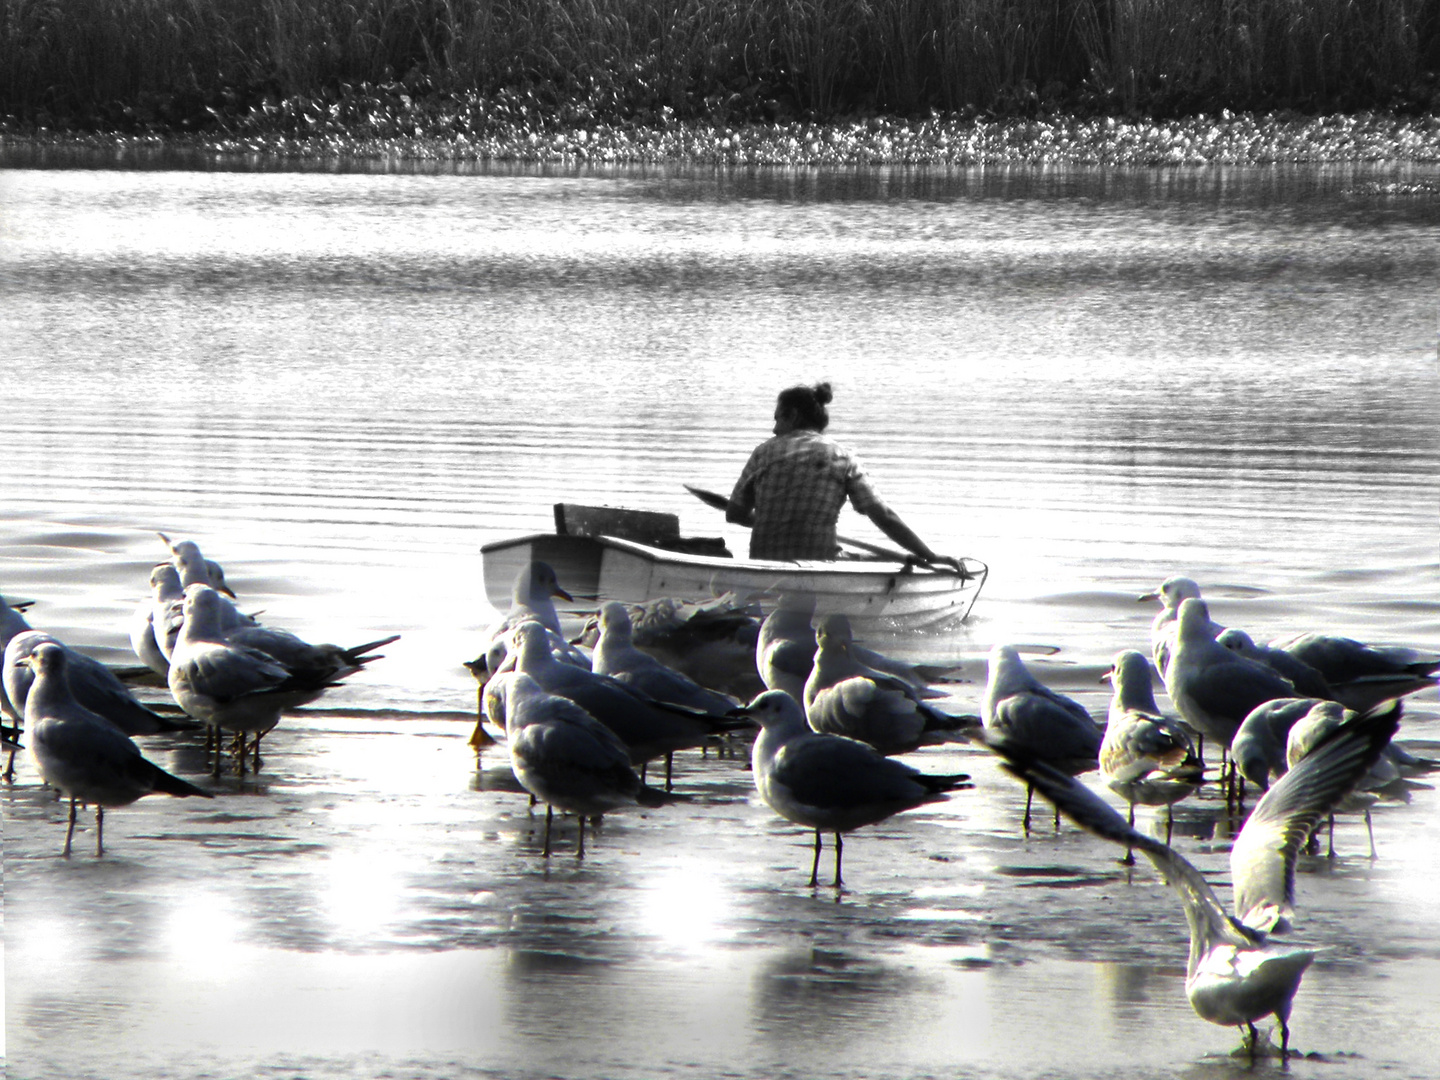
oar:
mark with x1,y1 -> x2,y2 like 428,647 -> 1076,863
683,484 -> 915,563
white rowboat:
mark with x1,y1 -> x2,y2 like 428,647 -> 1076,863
482,505 -> 986,633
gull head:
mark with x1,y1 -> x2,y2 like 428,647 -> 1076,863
738,690 -> 808,734
597,601 -> 633,643
517,561 -> 573,605
813,613 -> 853,654
181,584 -> 228,635
22,640 -> 66,679
149,562 -> 183,595
1139,575 -> 1202,611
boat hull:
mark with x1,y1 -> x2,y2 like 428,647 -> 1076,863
481,533 -> 986,632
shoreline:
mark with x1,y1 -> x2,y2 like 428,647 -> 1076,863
5,110 -> 1440,169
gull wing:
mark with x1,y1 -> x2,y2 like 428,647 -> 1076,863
1231,705 -> 1401,933
998,751 -> 1254,954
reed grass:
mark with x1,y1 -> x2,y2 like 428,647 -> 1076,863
2,0 -> 1435,129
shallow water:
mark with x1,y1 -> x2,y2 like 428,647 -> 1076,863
1,155 -> 1438,1079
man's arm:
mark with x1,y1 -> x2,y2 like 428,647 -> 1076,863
864,503 -> 962,570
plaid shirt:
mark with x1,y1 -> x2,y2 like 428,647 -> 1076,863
729,431 -> 883,560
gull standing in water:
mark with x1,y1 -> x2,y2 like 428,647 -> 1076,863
1164,598 -> 1296,781
1268,631 -> 1439,713
130,563 -> 184,676
1100,650 -> 1202,853
1285,699 -> 1406,858
1,592 -> 37,721
1,593 -> 36,779
159,533 -> 235,595
503,672 -> 668,857
755,599 -> 818,703
5,629 -> 197,736
467,561 -> 590,687
982,644 -> 1102,832
487,620 -> 749,787
591,601 -> 738,716
1231,697 -> 1322,794
742,690 -> 970,888
168,586 -> 328,775
23,642 -> 212,856
1140,576 -> 1218,678
1217,629 -> 1335,701
998,704 -> 1399,1058
803,614 -> 978,756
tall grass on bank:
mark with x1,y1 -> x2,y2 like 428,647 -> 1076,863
2,0 -> 1436,129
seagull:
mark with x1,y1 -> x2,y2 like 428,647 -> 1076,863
1140,576 -> 1218,678
580,593 -> 764,702
742,689 -> 971,888
1218,629 -> 1335,701
1268,632 -> 1439,713
1100,650 -> 1203,852
223,621 -> 398,688
167,586 -> 340,775
494,620 -> 749,787
1285,699 -> 1406,858
130,563 -> 184,676
997,703 -> 1400,1058
755,599 -> 818,703
981,644 -> 1102,832
160,533 -> 236,595
155,582 -> 259,664
803,614 -> 978,756
757,597 -> 957,706
1,592 -> 37,721
5,630 -> 198,736
1231,697 -> 1323,793
467,561 -> 590,686
1164,598 -> 1296,777
503,672 -> 668,857
22,642 -> 212,856
591,601 -> 739,716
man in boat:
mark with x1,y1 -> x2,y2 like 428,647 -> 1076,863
727,381 -> 963,568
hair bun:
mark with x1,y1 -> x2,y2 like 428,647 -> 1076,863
812,381 -> 833,405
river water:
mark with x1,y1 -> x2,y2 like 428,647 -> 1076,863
1,154 -> 1438,1080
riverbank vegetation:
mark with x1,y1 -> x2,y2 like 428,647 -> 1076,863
5,0 -> 1438,128
2,1 -> 1437,164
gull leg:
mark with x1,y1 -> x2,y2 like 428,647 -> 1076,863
808,830 -> 822,887
832,832 -> 844,889
576,815 -> 586,859
1164,805 -> 1174,847
252,732 -> 263,772
1365,808 -> 1377,860
1243,1021 -> 1258,1060
63,795 -> 77,857
1278,1014 -> 1292,1060
1327,813 -> 1336,859
95,806 -> 105,857
541,805 -> 554,858
1122,803 -> 1137,866
665,752 -> 674,792
1022,784 -> 1034,834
